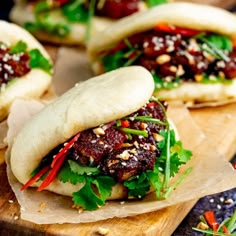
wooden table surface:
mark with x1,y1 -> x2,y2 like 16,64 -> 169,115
0,1 -> 236,235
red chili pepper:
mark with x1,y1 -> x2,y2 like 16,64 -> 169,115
121,120 -> 130,128
233,162 -> 236,169
51,132 -> 81,168
204,211 -> 219,232
154,22 -> 201,37
20,165 -> 50,191
37,154 -> 67,192
222,225 -> 229,234
146,101 -> 156,107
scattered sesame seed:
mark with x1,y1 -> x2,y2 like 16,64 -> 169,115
209,198 -> 214,203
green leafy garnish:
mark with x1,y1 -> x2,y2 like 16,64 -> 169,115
58,159 -> 116,210
145,0 -> 168,7
62,0 -> 89,22
124,128 -> 192,200
72,176 -> 115,210
9,40 -> 27,54
85,0 -> 96,43
102,39 -> 142,71
102,50 -> 126,71
152,73 -> 181,91
25,17 -> 71,38
195,33 -> 232,62
58,161 -> 85,184
29,49 -> 52,74
124,172 -> 151,199
68,159 -> 100,175
34,1 -> 52,14
200,74 -> 233,85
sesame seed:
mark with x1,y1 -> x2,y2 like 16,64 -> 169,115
209,198 -> 214,203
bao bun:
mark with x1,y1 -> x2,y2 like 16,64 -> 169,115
10,66 -> 155,199
88,2 -> 236,106
0,20 -> 52,121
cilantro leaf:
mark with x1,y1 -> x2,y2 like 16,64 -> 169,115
57,161 -> 85,185
62,0 -> 89,23
29,49 -> 52,74
9,41 -> 27,54
124,172 -> 151,199
204,34 -> 232,52
195,33 -> 231,61
72,178 -> 104,210
72,176 -> 115,210
102,50 -> 126,72
25,18 -> 70,38
58,160 -> 115,210
157,129 -> 192,177
34,1 -> 51,14
68,159 -> 100,175
92,176 -> 116,201
171,141 -> 192,163
145,0 -> 168,7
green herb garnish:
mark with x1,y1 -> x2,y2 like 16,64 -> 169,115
126,116 -> 167,126
29,49 -> 52,74
62,0 -> 89,22
195,33 -> 232,62
145,0 -> 168,7
9,40 -> 27,54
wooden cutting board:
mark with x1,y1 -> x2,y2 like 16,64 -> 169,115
1,45 -> 236,235
1,102 -> 236,236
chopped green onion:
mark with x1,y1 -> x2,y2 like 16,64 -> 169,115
164,167 -> 192,198
127,116 -> 167,126
195,33 -> 230,62
119,127 -> 148,137
116,119 -> 121,127
163,128 -> 171,190
124,38 -> 133,49
123,51 -> 142,66
192,228 -> 232,236
85,0 -> 96,43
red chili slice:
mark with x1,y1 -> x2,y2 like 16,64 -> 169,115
154,22 -> 201,37
20,165 -> 50,191
51,132 -> 81,168
37,154 -> 67,192
203,211 -> 219,232
121,120 -> 130,128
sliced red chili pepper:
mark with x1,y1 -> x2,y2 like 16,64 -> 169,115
20,165 -> 50,191
146,101 -> 156,107
37,154 -> 67,192
51,132 -> 81,168
203,211 -> 219,232
222,225 -> 229,234
233,162 -> 236,169
154,22 -> 201,37
121,120 -> 130,128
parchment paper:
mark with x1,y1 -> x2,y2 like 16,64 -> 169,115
4,47 -> 236,224
5,98 -> 236,224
